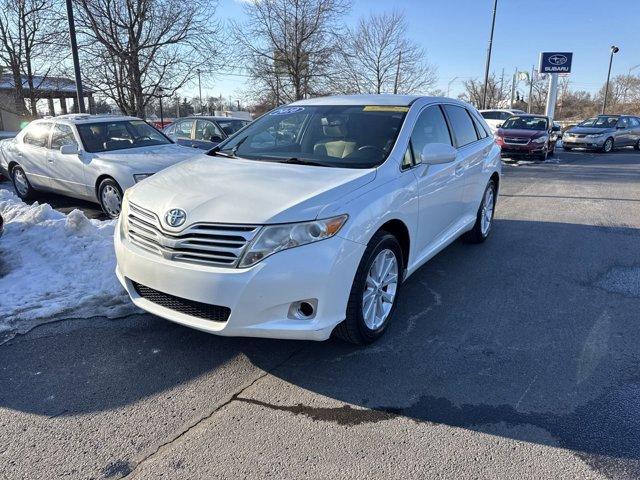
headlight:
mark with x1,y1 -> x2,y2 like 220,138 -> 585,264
238,215 -> 348,268
532,135 -> 548,144
133,173 -> 154,182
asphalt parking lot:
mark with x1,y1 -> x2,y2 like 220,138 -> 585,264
1,149 -> 639,479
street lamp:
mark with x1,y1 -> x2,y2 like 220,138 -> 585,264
157,87 -> 165,127
602,45 -> 619,114
196,68 -> 203,113
481,0 -> 498,109
446,77 -> 459,97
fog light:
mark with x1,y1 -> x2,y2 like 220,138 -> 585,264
288,299 -> 318,320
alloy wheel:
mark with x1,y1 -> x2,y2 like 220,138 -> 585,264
13,169 -> 29,196
362,249 -> 398,330
480,185 -> 495,236
604,138 -> 613,153
101,185 -> 122,217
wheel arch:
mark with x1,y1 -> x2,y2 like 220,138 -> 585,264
377,219 -> 410,271
94,174 -> 120,199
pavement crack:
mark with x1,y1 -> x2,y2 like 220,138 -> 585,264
123,345 -> 305,478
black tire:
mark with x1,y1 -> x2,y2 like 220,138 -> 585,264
602,137 -> 614,153
11,165 -> 36,200
563,145 -> 572,151
462,179 -> 497,244
334,231 -> 404,345
634,139 -> 640,151
97,178 -> 123,219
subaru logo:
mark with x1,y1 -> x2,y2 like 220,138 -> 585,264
165,208 -> 186,228
549,54 -> 567,66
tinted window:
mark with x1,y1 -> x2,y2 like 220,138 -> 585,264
443,105 -> 478,147
579,116 -> 619,128
51,124 -> 78,149
618,118 -> 629,128
471,114 -> 488,139
23,123 -> 52,147
217,119 -> 250,136
502,116 -> 548,131
217,105 -> 408,169
195,120 -> 223,142
480,111 -> 499,120
630,117 -> 640,127
175,120 -> 193,139
76,120 -> 170,153
410,105 -> 452,163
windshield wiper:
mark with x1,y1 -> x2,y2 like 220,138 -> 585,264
272,157 -> 329,167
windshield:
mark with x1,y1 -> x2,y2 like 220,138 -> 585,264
213,105 -> 409,168
217,119 -> 250,136
76,120 -> 171,153
502,116 -> 548,131
578,116 -> 619,128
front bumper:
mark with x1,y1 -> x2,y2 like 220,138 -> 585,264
562,136 -> 605,149
499,143 -> 546,157
115,218 -> 366,341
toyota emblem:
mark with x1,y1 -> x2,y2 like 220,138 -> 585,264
165,208 -> 186,227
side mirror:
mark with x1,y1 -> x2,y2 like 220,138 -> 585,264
210,135 -> 223,143
60,144 -> 78,155
421,143 -> 457,165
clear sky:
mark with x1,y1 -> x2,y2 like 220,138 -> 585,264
191,0 -> 640,102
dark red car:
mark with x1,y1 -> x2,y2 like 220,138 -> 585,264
495,114 -> 559,160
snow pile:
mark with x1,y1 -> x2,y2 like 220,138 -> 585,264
0,187 -> 138,333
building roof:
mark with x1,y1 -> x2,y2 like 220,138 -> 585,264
0,74 -> 94,96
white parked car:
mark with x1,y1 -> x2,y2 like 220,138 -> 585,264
115,95 -> 501,344
479,108 -> 527,133
0,114 -> 201,218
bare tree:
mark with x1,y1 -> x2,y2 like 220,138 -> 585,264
0,0 -> 65,115
334,10 -> 437,95
595,74 -> 640,114
73,0 -> 222,117
459,73 -> 510,108
231,0 -> 350,105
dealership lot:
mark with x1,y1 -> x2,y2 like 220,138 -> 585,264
1,150 -> 639,479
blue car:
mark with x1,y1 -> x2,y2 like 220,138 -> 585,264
163,116 -> 251,150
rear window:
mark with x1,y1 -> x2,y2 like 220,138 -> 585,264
443,105 -> 478,147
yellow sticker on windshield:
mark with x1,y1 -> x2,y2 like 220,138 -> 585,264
363,106 -> 410,112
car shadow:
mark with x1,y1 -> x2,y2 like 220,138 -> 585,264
1,218 -> 639,475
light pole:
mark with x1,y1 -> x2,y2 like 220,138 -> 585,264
65,0 -> 85,113
602,45 -> 619,114
446,77 -> 459,97
196,69 -> 203,113
481,0 -> 498,110
157,87 -> 164,127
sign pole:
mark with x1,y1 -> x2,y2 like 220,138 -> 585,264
545,73 -> 559,123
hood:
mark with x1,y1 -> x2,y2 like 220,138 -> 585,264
91,143 -> 202,172
496,128 -> 547,138
128,155 -> 376,225
566,126 -> 612,135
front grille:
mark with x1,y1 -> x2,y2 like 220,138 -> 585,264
132,281 -> 231,322
504,137 -> 530,145
126,202 -> 260,268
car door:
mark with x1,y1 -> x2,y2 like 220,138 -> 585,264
630,117 -> 640,146
192,119 -> 225,150
172,119 -> 195,147
47,123 -> 88,197
409,104 -> 465,256
19,122 -> 53,189
613,117 -> 632,146
442,104 -> 488,221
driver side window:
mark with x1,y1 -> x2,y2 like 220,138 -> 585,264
194,120 -> 223,142
410,105 -> 452,165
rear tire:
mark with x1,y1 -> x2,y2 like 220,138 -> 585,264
334,231 -> 404,345
563,146 -> 572,151
98,178 -> 123,219
463,179 -> 497,244
11,165 -> 36,200
634,139 -> 640,151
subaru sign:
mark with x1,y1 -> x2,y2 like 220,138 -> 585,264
539,52 -> 573,74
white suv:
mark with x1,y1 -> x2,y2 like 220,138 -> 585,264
0,114 -> 200,218
480,108 -> 527,133
115,95 -> 501,344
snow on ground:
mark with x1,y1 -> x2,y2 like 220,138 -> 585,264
0,186 -> 138,334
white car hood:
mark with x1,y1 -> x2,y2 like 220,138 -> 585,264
128,155 -> 376,225
92,144 -> 202,171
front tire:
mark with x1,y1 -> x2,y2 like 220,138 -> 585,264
335,231 -> 403,345
463,179 -> 497,244
98,178 -> 123,219
11,165 -> 36,200
602,137 -> 614,153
